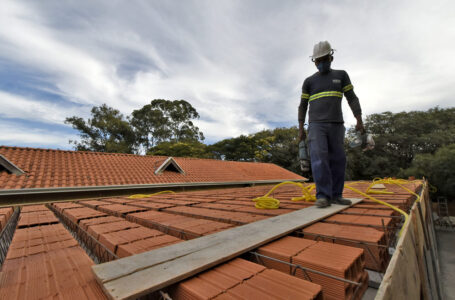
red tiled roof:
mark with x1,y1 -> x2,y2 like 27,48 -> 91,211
0,146 -> 304,190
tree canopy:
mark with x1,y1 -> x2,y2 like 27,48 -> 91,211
345,107 -> 455,180
147,140 -> 212,158
403,144 -> 455,198
66,100 -> 204,154
65,104 -> 137,153
208,127 -> 300,173
130,99 -> 204,151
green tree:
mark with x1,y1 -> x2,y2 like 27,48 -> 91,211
345,107 -> 455,180
253,127 -> 300,173
147,141 -> 213,158
65,104 -> 137,153
209,135 -> 257,161
208,127 -> 301,174
402,144 -> 455,198
130,99 -> 204,151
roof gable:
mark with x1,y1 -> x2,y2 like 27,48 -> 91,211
0,154 -> 24,175
155,157 -> 185,175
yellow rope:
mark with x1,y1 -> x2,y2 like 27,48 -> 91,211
252,181 -> 316,209
252,178 -> 419,236
127,190 -> 175,199
366,177 -> 420,202
344,183 -> 409,236
346,177 -> 422,236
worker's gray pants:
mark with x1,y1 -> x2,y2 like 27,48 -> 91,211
308,122 -> 346,200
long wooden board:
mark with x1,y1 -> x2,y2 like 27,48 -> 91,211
93,199 -> 362,300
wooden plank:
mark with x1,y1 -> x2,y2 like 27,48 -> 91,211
93,198 -> 362,300
375,209 -> 422,300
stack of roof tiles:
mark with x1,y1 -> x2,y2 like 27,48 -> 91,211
323,213 -> 394,231
54,204 -> 182,258
17,205 -> 59,228
0,207 -> 14,231
0,222 -> 106,299
127,210 -> 234,239
302,222 -> 389,272
257,236 -> 368,300
170,258 -> 323,300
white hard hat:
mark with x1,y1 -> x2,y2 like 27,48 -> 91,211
311,41 -> 335,60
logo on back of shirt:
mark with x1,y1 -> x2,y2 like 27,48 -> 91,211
333,79 -> 341,84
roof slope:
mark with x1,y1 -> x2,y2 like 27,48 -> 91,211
0,146 -> 304,190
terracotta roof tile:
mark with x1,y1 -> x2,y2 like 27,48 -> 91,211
163,206 -> 268,225
17,209 -> 59,228
116,235 -> 182,258
0,207 -> 13,231
218,269 -> 322,300
86,220 -> 140,239
127,210 -> 234,239
171,259 -> 322,300
96,204 -> 148,217
302,222 -> 388,271
62,207 -> 108,224
20,205 -> 48,213
0,224 -> 107,299
78,215 -> 124,231
98,227 -> 165,253
0,146 -> 304,190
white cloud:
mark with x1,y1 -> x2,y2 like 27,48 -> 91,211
0,120 -> 77,149
0,0 -> 454,149
0,91 -> 87,125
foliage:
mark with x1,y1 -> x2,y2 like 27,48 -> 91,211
67,100 -> 204,153
209,135 -> 257,161
402,144 -> 455,198
345,107 -> 455,180
130,99 -> 204,151
209,127 -> 300,174
65,104 -> 137,153
147,140 -> 212,158
252,127 -> 300,173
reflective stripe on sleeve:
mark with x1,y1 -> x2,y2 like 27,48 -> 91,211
301,93 -> 309,100
342,84 -> 353,92
309,91 -> 343,102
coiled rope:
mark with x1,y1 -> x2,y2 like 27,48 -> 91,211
252,181 -> 316,209
253,178 -> 421,236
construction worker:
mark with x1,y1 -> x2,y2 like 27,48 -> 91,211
298,41 -> 365,208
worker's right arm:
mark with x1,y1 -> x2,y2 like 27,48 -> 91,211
298,79 -> 310,141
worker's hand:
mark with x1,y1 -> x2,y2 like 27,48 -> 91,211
355,121 -> 366,134
299,128 -> 306,141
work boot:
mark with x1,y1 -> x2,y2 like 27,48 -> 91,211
331,197 -> 352,205
315,198 -> 330,208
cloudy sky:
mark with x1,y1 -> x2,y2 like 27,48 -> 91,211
0,0 -> 454,150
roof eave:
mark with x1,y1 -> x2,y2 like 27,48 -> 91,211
0,179 -> 307,196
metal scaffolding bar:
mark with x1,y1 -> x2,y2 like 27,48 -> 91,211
47,204 -> 118,264
0,207 -> 20,266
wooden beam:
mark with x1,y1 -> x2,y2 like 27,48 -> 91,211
92,198 -> 362,300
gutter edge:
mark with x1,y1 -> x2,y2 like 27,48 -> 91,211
0,179 -> 307,196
